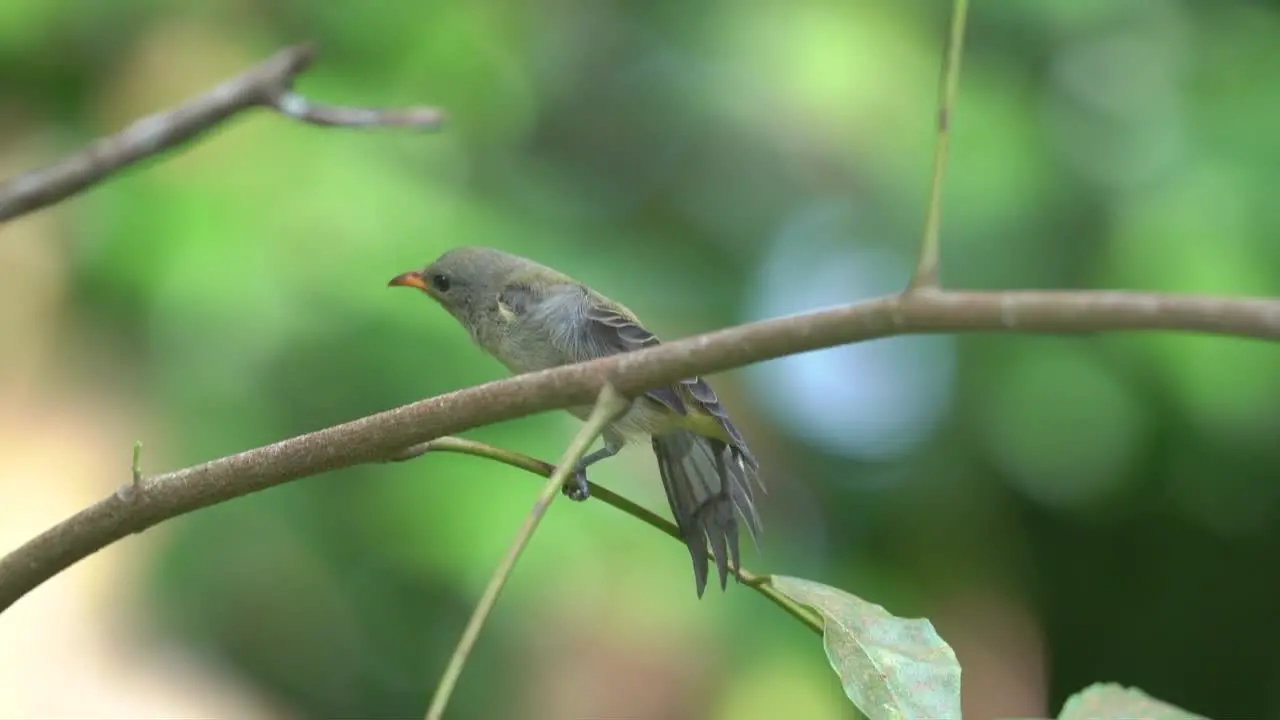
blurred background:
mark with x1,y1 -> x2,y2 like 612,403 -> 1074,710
2,0 -> 1280,717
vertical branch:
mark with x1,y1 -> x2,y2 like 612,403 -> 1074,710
909,0 -> 970,291
423,386 -> 630,720
131,441 -> 143,486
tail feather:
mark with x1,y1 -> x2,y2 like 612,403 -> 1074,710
652,430 -> 763,597
726,461 -> 762,554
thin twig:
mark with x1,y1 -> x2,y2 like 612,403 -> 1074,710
269,89 -> 443,128
408,436 -> 824,634
131,441 -> 143,486
2,289 -> 1280,615
0,43 -> 444,223
424,387 -> 631,720
909,0 -> 970,291
115,440 -> 145,502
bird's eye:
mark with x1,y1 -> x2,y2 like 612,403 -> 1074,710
430,274 -> 451,292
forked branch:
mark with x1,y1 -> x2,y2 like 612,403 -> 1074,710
0,43 -> 444,223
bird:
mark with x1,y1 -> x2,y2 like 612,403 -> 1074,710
388,246 -> 763,597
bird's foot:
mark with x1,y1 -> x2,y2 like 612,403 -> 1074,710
561,468 -> 591,502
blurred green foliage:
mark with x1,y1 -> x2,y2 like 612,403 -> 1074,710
4,0 -> 1280,717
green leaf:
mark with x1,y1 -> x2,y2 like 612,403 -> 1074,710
1056,683 -> 1208,720
769,575 -> 963,720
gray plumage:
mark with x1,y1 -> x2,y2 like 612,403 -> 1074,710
390,246 -> 764,597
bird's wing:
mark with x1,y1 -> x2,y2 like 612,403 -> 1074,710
581,296 -> 765,592
580,299 -> 759,473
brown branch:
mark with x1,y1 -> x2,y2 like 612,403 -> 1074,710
1,289 -> 1279,613
0,43 -> 444,223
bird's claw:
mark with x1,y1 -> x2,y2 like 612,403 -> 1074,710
561,469 -> 591,502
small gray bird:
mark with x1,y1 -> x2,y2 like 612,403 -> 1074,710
389,246 -> 764,597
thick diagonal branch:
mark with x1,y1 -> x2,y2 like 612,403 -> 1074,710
0,289 -> 1278,614
0,43 -> 444,223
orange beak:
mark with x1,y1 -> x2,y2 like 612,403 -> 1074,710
388,270 -> 429,292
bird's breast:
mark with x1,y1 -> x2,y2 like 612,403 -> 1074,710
489,330 -> 573,375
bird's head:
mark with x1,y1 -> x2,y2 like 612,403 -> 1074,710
388,246 -> 530,324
